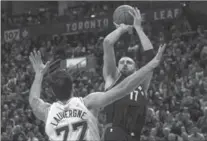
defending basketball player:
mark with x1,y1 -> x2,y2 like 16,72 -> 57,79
28,42 -> 165,141
102,7 -> 163,141
29,44 -> 165,141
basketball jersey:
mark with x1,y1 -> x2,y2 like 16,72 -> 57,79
104,74 -> 148,137
45,97 -> 100,141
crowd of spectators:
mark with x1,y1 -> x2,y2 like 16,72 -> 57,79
2,1 -> 179,28
1,3 -> 207,141
2,2 -> 113,28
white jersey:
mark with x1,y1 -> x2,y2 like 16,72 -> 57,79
45,97 -> 100,141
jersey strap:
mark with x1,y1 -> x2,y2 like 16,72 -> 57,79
105,73 -> 124,91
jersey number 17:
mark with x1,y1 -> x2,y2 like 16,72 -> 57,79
56,120 -> 88,141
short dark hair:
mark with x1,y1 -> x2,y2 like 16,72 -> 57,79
48,70 -> 73,101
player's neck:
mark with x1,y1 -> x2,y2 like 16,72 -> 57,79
58,96 -> 73,105
121,71 -> 135,77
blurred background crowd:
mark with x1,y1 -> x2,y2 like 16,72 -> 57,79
1,1 -> 207,141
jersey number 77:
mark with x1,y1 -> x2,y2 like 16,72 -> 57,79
56,120 -> 88,141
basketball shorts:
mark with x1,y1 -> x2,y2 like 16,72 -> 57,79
104,126 -> 139,141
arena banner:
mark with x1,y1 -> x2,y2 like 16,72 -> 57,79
3,28 -> 31,43
63,7 -> 182,35
2,7 -> 182,41
141,7 -> 182,22
64,17 -> 110,35
64,55 -> 97,73
4,29 -> 20,42
12,16 -> 112,38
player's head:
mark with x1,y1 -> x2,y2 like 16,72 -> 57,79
118,56 -> 136,76
49,70 -> 73,101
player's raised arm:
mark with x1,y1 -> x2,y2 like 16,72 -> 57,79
29,50 -> 51,122
103,24 -> 132,88
84,44 -> 166,109
129,7 -> 154,93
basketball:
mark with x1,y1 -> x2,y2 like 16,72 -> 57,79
113,5 -> 134,25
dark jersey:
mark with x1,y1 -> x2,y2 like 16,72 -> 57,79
103,73 -> 148,138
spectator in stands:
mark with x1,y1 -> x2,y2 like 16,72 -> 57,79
197,107 -> 207,133
188,127 -> 205,141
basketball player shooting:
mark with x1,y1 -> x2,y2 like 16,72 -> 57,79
102,7 -> 165,141
28,39 -> 165,141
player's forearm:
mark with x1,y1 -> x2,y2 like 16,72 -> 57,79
103,27 -> 125,46
135,26 -> 153,51
29,73 -> 43,107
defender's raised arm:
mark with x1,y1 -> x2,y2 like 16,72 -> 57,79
84,44 -> 166,109
29,50 -> 51,122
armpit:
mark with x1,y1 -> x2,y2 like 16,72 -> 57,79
30,98 -> 51,122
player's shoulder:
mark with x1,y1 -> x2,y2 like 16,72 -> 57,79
68,97 -> 83,103
76,97 -> 84,104
51,97 -> 84,107
70,97 -> 86,106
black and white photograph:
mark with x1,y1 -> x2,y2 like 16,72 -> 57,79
1,1 -> 207,141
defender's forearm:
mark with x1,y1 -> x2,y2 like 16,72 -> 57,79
29,74 -> 43,106
124,61 -> 154,90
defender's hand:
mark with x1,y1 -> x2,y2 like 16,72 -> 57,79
29,50 -> 50,75
129,7 -> 142,28
150,44 -> 166,68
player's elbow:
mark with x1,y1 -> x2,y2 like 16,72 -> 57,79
103,38 -> 113,47
29,96 -> 33,106
29,98 -> 35,110
28,96 -> 37,109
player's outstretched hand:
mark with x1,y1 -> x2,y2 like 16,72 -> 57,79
29,50 -> 50,76
150,44 -> 166,68
128,7 -> 142,28
113,22 -> 133,34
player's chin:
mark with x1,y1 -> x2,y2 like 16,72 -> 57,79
121,70 -> 131,76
